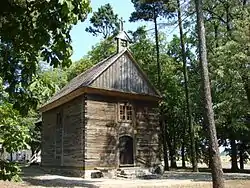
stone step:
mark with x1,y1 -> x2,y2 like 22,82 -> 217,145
86,165 -> 164,179
116,167 -> 154,179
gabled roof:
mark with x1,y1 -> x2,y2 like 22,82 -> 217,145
41,49 -> 161,111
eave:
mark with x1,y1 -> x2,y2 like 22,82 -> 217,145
39,87 -> 161,113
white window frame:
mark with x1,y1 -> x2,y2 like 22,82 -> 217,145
118,103 -> 133,122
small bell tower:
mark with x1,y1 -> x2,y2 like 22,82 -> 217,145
115,18 -> 131,53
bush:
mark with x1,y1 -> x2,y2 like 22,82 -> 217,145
0,160 -> 21,182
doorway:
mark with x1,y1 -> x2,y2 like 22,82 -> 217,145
119,136 -> 134,166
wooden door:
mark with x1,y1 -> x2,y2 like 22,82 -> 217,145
119,136 -> 134,166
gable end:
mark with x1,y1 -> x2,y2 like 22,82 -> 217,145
90,51 -> 159,96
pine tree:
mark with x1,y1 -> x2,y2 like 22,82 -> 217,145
195,0 -> 225,187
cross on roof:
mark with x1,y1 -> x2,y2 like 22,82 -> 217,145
119,17 -> 125,31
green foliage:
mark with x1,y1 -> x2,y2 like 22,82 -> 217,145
198,0 -> 250,169
29,68 -> 68,107
0,101 -> 31,181
130,0 -> 176,22
211,16 -> 250,140
65,58 -> 94,81
130,26 -> 158,84
0,161 -> 21,182
86,3 -> 119,38
0,0 -> 91,113
0,102 -> 31,153
87,38 -> 116,64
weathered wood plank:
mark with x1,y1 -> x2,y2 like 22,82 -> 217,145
41,96 -> 85,171
90,53 -> 156,96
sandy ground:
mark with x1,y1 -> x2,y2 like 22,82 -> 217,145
1,166 -> 250,188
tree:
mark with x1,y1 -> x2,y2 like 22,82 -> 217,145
176,0 -> 197,171
87,38 -> 116,64
200,0 -> 250,171
130,0 -> 175,88
195,0 -> 225,187
64,58 -> 94,81
0,101 -> 32,181
85,3 -> 119,39
0,0 -> 91,114
0,0 -> 91,180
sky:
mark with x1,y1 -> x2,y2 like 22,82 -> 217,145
70,0 -> 175,61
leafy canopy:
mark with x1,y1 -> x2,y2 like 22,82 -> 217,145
86,3 -> 119,39
130,0 -> 176,22
0,0 -> 91,113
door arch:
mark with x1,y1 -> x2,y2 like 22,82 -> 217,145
119,135 -> 134,166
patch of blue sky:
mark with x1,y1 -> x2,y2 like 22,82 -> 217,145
70,0 -> 178,62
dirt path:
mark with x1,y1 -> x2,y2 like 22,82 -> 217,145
1,166 -> 250,188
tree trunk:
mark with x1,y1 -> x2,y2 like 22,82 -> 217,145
165,127 -> 173,170
169,146 -> 177,168
230,139 -> 239,172
214,23 -> 219,48
170,157 -> 177,168
181,114 -> 186,168
208,146 -> 212,169
181,142 -> 186,168
239,148 -> 244,170
153,7 -> 161,89
161,117 -> 169,171
195,0 -> 225,187
242,75 -> 250,104
177,0 -> 198,172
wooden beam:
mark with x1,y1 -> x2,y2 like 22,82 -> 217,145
85,87 -> 161,102
39,87 -> 85,112
39,87 -> 160,112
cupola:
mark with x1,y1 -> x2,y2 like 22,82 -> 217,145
115,18 -> 132,53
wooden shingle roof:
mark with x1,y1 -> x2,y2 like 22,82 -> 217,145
40,49 -> 161,112
44,50 -> 126,106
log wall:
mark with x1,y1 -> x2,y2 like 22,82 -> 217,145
41,96 -> 85,176
84,94 -> 118,169
84,94 -> 160,169
134,102 -> 160,167
42,92 -> 160,176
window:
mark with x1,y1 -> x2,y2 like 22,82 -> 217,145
119,104 -> 126,120
126,105 -> 132,121
121,40 -> 127,47
119,103 -> 133,121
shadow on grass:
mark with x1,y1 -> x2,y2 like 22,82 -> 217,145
158,168 -> 250,182
21,166 -> 102,188
199,167 -> 250,174
137,168 -> 250,182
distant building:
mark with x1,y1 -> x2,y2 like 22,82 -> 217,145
6,150 -> 32,162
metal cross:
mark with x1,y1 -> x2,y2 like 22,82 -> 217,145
119,17 -> 125,31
